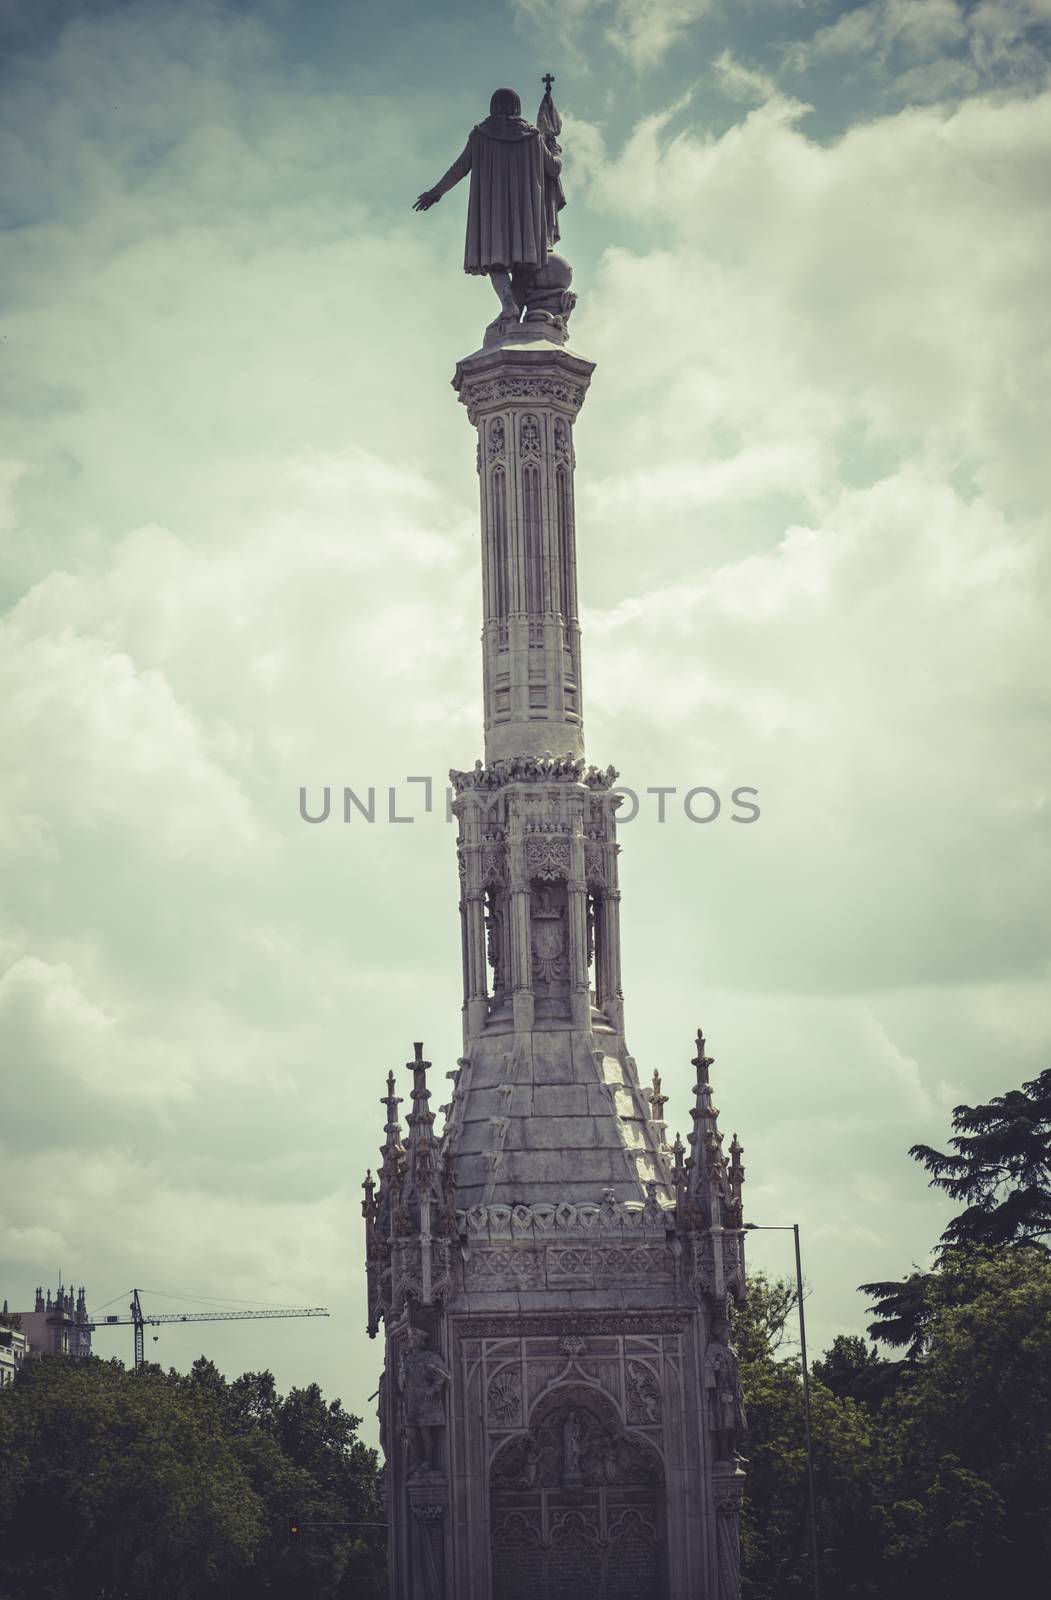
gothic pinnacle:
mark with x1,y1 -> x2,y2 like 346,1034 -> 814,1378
378,1070 -> 404,1197
729,1132 -> 745,1198
688,1027 -> 719,1160
402,1040 -> 440,1209
692,1027 -> 713,1085
361,1170 -> 378,1239
648,1069 -> 668,1123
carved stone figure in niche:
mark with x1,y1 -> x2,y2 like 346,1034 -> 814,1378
399,1328 -> 452,1477
705,1334 -> 746,1463
521,1435 -> 542,1488
626,1360 -> 662,1425
531,881 -> 569,986
413,82 -> 569,339
562,1408 -> 584,1483
491,1392 -> 663,1494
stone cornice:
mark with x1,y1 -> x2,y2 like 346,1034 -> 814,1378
452,343 -> 596,424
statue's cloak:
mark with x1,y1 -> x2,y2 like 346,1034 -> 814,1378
430,115 -> 564,275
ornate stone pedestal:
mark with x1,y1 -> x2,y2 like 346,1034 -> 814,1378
361,334 -> 749,1600
407,1477 -> 448,1600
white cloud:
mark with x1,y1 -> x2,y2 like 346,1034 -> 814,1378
805,0 -> 969,64
577,88 -> 1051,513
0,618 -> 260,864
787,0 -> 1051,100
712,47 -> 785,104
511,0 -> 714,70
606,0 -> 716,69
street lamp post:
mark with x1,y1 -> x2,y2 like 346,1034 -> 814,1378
744,1222 -> 821,1600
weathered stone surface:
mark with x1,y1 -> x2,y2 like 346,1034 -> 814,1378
532,1083 -> 589,1116
362,332 -> 748,1600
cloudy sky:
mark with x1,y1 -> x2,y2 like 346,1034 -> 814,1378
2,0 -> 1049,1439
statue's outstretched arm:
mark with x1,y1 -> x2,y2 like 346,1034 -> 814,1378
414,140 -> 472,211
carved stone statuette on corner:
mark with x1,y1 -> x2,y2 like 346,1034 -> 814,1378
705,1328 -> 747,1465
398,1328 -> 452,1480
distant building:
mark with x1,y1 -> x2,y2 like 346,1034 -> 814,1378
0,1302 -> 28,1387
15,1285 -> 93,1361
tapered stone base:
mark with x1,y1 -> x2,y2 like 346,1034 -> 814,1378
446,1026 -> 670,1210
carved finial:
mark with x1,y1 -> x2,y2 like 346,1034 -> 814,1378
401,1041 -> 442,1215
692,1028 -> 713,1083
690,1029 -> 718,1123
410,1042 -> 432,1094
648,1069 -> 668,1122
382,1069 -> 400,1119
378,1071 -> 405,1199
542,71 -> 555,94
729,1133 -> 745,1199
381,1072 -> 403,1142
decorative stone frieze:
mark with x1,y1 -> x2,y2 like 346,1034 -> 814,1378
459,1197 -> 673,1238
453,370 -> 592,424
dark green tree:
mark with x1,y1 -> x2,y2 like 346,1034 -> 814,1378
811,1333 -> 903,1409
733,1275 -> 888,1599
0,1354 -> 385,1600
862,1068 -> 1051,1354
0,1356 -> 261,1600
910,1067 -> 1051,1250
881,1247 -> 1051,1595
857,1268 -> 936,1360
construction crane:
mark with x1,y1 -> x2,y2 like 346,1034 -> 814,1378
92,1288 -> 330,1368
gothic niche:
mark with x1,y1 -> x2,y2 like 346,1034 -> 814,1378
530,877 -> 570,1019
490,1385 -> 665,1600
485,885 -> 511,1016
585,885 -> 613,1024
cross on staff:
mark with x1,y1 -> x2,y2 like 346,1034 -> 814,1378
542,72 -> 555,95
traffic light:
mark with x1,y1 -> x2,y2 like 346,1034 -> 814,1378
287,1515 -> 301,1544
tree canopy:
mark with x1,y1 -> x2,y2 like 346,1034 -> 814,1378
861,1066 -> 1051,1356
909,1067 -> 1051,1250
736,1249 -> 1051,1597
0,1355 -> 385,1600
737,1061 -> 1051,1597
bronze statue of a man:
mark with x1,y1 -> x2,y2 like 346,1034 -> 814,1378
414,84 -> 566,333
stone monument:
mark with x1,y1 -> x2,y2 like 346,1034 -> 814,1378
363,76 -> 748,1600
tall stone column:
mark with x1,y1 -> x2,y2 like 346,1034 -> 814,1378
453,343 -> 594,766
366,300 -> 747,1600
